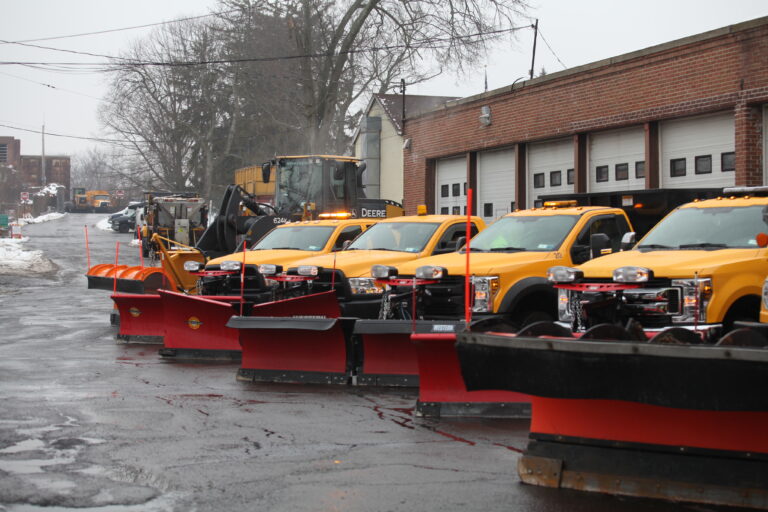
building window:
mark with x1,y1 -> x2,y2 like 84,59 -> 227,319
566,168 -> 574,185
533,173 -> 545,188
635,161 -> 645,179
483,203 -> 493,217
695,155 -> 712,174
440,207 -> 449,214
615,163 -> 629,181
595,165 -> 609,183
441,185 -> 449,198
0,144 -> 7,163
670,158 -> 686,177
452,183 -> 460,197
550,170 -> 562,187
721,152 -> 735,172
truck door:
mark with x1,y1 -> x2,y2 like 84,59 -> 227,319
570,214 -> 631,264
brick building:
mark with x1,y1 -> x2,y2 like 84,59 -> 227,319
20,155 -> 71,191
402,16 -> 768,220
0,136 -> 21,169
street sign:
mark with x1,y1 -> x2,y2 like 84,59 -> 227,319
20,192 -> 29,202
115,190 -> 125,198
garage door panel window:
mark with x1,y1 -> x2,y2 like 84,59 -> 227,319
595,165 -> 609,183
615,163 -> 629,181
567,168 -> 574,185
695,155 -> 712,174
635,161 -> 645,179
722,152 -> 735,172
452,183 -> 461,196
670,158 -> 687,177
441,207 -> 449,214
550,171 -> 562,187
533,173 -> 545,188
441,184 -> 449,197
484,203 -> 493,217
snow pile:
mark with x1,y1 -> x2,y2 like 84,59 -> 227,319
16,212 -> 67,226
35,183 -> 65,197
0,238 -> 57,275
96,217 -> 113,231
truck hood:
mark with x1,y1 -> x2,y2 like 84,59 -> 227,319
207,249 -> 323,268
396,250 -> 557,276
578,248 -> 765,278
287,250 -> 421,278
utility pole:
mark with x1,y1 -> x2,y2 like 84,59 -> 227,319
529,19 -> 539,80
400,78 -> 406,134
41,124 -> 46,186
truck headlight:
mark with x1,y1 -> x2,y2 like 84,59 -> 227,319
763,277 -> 768,310
613,266 -> 653,283
557,288 -> 574,321
258,264 -> 283,276
349,277 -> 385,295
547,266 -> 583,283
297,265 -> 320,276
220,260 -> 242,271
671,278 -> 712,324
415,265 -> 446,280
371,265 -> 398,279
183,261 -> 202,272
471,276 -> 499,312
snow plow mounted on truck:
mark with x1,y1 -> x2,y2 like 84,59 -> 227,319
86,155 -> 404,295
455,187 -> 768,509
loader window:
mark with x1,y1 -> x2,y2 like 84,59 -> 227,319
275,159 -> 323,214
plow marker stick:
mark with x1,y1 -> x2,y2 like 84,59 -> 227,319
240,240 -> 247,316
464,188 -> 473,326
137,227 -> 144,267
84,225 -> 91,271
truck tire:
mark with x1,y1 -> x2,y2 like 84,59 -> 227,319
119,222 -> 129,234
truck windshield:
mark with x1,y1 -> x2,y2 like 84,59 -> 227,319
638,205 -> 768,250
347,222 -> 440,253
469,215 -> 578,252
94,195 -> 110,201
275,159 -> 323,213
252,226 -> 336,251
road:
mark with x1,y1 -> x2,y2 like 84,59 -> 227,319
0,213 -> 732,512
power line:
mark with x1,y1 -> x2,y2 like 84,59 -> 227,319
0,122 -> 128,145
0,25 -> 531,70
537,28 -> 567,70
0,9 -> 239,45
0,70 -> 102,100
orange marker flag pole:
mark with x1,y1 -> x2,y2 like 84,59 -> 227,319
84,225 -> 91,271
137,228 -> 144,268
113,241 -> 120,294
240,239 -> 247,316
464,188 -> 473,327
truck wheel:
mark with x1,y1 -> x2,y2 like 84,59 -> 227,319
510,310 -> 554,332
119,222 -> 129,234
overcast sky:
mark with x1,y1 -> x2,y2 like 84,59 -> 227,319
1,0 -> 766,159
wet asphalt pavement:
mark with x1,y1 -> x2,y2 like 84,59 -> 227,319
0,213 -> 735,512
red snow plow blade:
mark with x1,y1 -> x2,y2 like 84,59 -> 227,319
351,320 -> 422,387
228,291 -> 352,385
111,293 -> 164,343
157,290 -> 244,361
88,264 -> 170,294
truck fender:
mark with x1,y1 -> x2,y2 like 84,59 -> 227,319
497,276 -> 557,316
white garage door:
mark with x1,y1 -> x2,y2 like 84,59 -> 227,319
589,126 -> 646,193
478,148 -> 515,223
528,138 -> 574,208
660,112 -> 735,189
435,157 -> 467,215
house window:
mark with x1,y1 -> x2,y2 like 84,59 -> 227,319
533,173 -> 545,188
566,168 -> 574,185
635,161 -> 645,179
721,152 -> 735,172
595,165 -> 609,183
615,163 -> 629,181
670,158 -> 686,177
441,184 -> 449,197
695,155 -> 712,174
452,183 -> 460,197
483,203 -> 493,217
550,171 -> 562,187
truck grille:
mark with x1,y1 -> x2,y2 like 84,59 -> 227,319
395,275 -> 466,318
576,278 -> 680,327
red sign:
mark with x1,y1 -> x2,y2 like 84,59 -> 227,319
20,192 -> 29,201
115,190 -> 125,198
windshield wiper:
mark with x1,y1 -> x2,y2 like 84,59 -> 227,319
489,246 -> 527,252
678,242 -> 727,249
370,247 -> 401,251
637,243 -> 674,250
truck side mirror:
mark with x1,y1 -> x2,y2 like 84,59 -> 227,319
590,233 -> 611,259
356,161 -> 367,188
342,239 -> 353,250
261,163 -> 271,184
454,236 -> 466,250
620,231 -> 636,251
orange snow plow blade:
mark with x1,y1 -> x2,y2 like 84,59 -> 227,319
157,290 -> 244,361
88,264 -> 171,294
228,291 -> 352,385
111,293 -> 164,343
